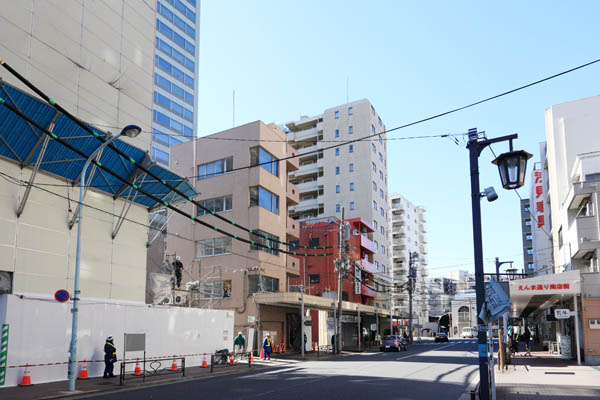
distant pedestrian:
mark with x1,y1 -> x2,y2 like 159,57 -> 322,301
103,336 -> 117,378
263,334 -> 273,360
511,331 -> 520,355
522,328 -> 531,356
331,334 -> 336,353
234,331 -> 245,353
172,256 -> 183,288
303,333 -> 307,353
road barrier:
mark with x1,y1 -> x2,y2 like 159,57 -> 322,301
210,352 -> 252,373
119,356 -> 185,386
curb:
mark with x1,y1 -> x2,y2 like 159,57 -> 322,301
458,372 -> 480,400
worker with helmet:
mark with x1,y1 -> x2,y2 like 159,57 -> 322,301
103,336 -> 117,378
173,255 -> 183,288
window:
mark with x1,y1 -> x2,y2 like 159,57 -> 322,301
336,185 -> 340,193
371,124 -> 375,134
349,163 -> 354,172
336,203 -> 341,212
197,195 -> 232,216
374,261 -> 379,270
525,219 -> 532,226
250,229 -> 279,255
380,226 -> 385,235
152,128 -> 170,146
372,143 -> 376,153
249,275 -> 279,294
381,246 -> 385,255
309,274 -> 320,284
382,265 -> 386,274
152,147 -> 169,166
196,237 -> 232,257
458,306 -> 470,323
379,171 -> 384,180
373,220 -> 378,230
349,144 -> 354,153
336,148 -> 340,156
335,111 -> 339,119
526,234 -> 532,241
155,37 -> 195,71
380,189 -> 384,199
528,262 -> 534,270
379,152 -> 383,162
374,241 -> 378,250
309,237 -> 320,247
197,279 -> 230,299
348,106 -> 353,115
335,129 -> 339,138
250,186 -> 279,214
524,206 -> 530,212
373,201 -> 377,210
372,162 -> 377,172
250,146 -> 278,177
379,136 -> 383,144
349,125 -> 353,134
373,181 -> 377,191
378,116 -> 382,126
380,207 -> 385,217
558,227 -> 564,247
336,166 -> 340,175
350,201 -> 355,210
371,105 -> 375,115
527,248 -> 533,255
197,157 -> 233,180
349,182 -> 354,191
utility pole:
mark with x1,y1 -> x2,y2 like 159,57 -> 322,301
408,252 -> 418,344
389,288 -> 393,335
336,208 -> 345,354
495,257 -> 513,281
357,304 -> 361,352
301,256 -> 306,359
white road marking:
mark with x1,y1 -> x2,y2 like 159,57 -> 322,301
396,342 -> 458,360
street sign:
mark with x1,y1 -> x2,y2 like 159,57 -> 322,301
554,309 -> 571,319
482,277 -> 511,322
248,316 -> 256,323
54,289 -> 70,303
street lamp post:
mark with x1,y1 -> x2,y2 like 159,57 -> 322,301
67,125 -> 141,392
466,128 -> 531,400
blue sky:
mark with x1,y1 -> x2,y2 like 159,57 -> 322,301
195,1 -> 600,277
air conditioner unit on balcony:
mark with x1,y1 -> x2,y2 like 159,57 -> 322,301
174,294 -> 187,305
161,296 -> 173,305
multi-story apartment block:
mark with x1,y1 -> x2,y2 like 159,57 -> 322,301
519,198 -> 534,275
388,194 -> 429,324
152,0 -> 200,166
167,121 -> 301,347
285,99 -> 391,307
426,278 -> 454,318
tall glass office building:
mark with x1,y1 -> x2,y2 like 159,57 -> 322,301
152,0 -> 200,166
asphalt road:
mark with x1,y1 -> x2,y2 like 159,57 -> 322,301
83,339 -> 480,400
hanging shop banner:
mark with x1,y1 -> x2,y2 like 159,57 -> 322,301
355,265 -> 361,295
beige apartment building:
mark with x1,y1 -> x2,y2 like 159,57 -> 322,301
167,121 -> 301,348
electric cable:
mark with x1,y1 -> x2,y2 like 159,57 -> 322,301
0,96 -> 333,258
0,59 -> 333,251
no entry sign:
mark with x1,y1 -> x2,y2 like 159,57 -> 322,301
54,289 -> 70,303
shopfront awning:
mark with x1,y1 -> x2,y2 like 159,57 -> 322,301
509,270 -> 581,318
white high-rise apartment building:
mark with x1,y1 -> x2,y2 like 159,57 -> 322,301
151,0 -> 200,166
285,99 -> 391,306
388,194 -> 429,322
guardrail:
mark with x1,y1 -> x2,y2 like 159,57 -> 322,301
119,356 -> 185,385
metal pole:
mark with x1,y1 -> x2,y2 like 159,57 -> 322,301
389,289 -> 393,335
301,258 -> 305,360
332,301 -> 337,353
68,133 -> 122,392
467,129 -> 490,399
357,304 -> 361,351
495,257 -> 500,282
574,295 -> 581,365
337,208 -> 344,354
489,323 -> 496,400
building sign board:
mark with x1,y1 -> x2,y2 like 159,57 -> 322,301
483,278 -> 511,322
354,265 -> 361,295
554,309 -> 572,319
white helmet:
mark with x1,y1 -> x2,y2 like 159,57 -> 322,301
176,256 -> 181,261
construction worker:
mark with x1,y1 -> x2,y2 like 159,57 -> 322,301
263,333 -> 273,360
172,256 -> 183,288
103,336 -> 117,378
234,331 -> 245,353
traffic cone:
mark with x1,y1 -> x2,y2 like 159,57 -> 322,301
201,354 -> 208,368
250,352 -> 254,363
133,358 -> 142,376
228,355 -> 235,365
313,342 -> 317,351
260,348 -> 264,360
78,360 -> 89,380
170,356 -> 178,371
19,364 -> 32,387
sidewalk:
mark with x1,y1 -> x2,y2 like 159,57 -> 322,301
495,351 -> 600,399
0,360 -> 259,400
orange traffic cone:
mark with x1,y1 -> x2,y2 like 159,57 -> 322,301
170,356 -> 178,371
19,364 -> 32,387
313,342 -> 317,351
260,348 -> 264,360
201,354 -> 208,368
250,352 -> 254,363
228,355 -> 235,365
133,358 -> 142,376
78,360 -> 89,380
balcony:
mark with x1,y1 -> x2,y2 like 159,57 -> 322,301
286,182 -> 299,205
298,144 -> 319,156
286,255 -> 300,276
294,162 -> 320,178
286,146 -> 299,172
360,259 -> 377,274
292,197 -> 319,213
295,179 -> 319,193
360,234 -> 376,253
362,285 -> 377,298
570,215 -> 599,258
291,127 -> 318,142
287,216 -> 299,240
564,181 -> 599,210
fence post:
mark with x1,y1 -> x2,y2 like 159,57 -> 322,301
182,357 -> 186,377
210,354 -> 214,373
119,362 -> 124,386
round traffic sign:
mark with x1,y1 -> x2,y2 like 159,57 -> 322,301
55,289 -> 70,303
